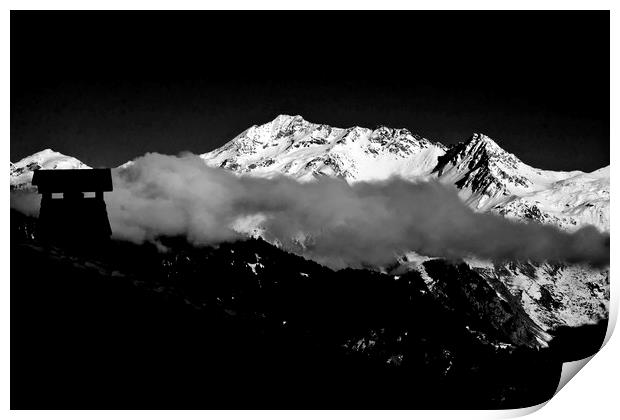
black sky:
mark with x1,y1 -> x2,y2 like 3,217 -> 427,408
11,11 -> 609,171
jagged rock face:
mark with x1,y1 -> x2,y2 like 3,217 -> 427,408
433,133 -> 532,210
467,259 -> 609,332
417,259 -> 551,348
10,149 -> 90,191
431,133 -> 588,211
394,252 -> 609,341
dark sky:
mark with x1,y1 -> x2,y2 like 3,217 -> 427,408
11,11 -> 609,171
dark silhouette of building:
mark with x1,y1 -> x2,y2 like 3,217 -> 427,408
32,169 -> 113,243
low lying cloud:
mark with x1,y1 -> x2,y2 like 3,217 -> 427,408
10,190 -> 41,217
12,152 -> 610,269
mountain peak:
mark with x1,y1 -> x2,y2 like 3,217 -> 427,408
470,132 -> 494,142
270,114 -> 310,130
20,148 -> 60,160
201,116 -> 447,181
272,114 -> 305,123
432,133 -> 535,208
10,148 -> 90,190
462,133 -> 505,153
445,132 -> 518,165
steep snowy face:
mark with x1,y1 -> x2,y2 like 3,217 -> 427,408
432,133 -> 582,211
459,253 -> 609,334
200,115 -> 447,182
10,149 -> 90,190
491,167 -> 610,233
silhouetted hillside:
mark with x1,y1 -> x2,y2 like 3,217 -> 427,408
10,210 -> 579,409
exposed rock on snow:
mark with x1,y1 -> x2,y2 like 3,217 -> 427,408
200,114 -> 447,182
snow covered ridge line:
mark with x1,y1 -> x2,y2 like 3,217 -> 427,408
200,114 -> 448,182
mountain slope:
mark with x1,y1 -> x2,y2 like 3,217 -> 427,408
200,114 -> 447,181
432,133 -> 582,211
12,209 -> 567,408
491,166 -> 610,232
10,148 -> 90,190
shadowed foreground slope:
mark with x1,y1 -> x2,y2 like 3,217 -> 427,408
11,211 -> 603,409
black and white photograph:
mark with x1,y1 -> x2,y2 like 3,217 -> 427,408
6,7 -> 614,414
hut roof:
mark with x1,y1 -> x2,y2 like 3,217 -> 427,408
32,169 -> 113,193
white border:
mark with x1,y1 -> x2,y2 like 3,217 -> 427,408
2,2 -> 617,419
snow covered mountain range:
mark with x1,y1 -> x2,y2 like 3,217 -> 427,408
10,114 -> 610,343
12,114 -> 609,235
200,115 -> 609,232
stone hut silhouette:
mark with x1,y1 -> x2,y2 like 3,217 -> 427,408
32,169 -> 113,242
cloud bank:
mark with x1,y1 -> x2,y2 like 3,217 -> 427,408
104,153 -> 608,268
11,152 -> 610,269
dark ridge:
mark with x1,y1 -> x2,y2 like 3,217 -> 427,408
547,321 -> 609,362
